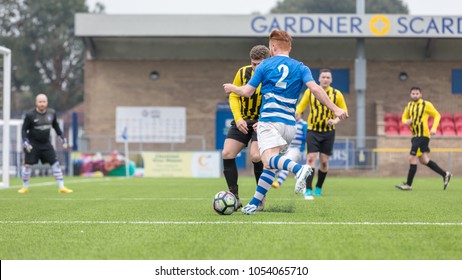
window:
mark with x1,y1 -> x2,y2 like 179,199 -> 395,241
311,68 -> 350,93
451,70 -> 462,94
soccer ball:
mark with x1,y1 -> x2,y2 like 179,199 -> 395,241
213,191 -> 237,215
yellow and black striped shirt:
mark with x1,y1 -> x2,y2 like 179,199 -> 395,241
296,86 -> 348,132
402,99 -> 440,138
229,65 -> 262,123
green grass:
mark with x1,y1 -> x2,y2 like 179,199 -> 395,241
0,176 -> 461,260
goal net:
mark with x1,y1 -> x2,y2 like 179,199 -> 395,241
1,46 -> 11,188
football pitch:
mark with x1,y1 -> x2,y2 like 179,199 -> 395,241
0,176 -> 461,260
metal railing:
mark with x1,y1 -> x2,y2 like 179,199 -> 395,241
79,134 -> 207,153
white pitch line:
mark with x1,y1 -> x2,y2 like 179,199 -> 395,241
0,197 -> 210,201
0,197 -> 300,202
0,197 -> 299,201
0,221 -> 461,226
6,177 -> 128,189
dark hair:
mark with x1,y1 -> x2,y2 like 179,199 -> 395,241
249,45 -> 270,60
320,68 -> 332,74
410,86 -> 421,92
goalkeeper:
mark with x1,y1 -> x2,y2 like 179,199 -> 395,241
18,93 -> 73,194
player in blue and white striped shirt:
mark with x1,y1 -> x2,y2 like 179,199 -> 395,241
223,30 -> 348,214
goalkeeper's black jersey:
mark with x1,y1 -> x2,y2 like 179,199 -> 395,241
22,108 -> 63,144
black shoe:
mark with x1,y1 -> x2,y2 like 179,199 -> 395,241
235,199 -> 243,211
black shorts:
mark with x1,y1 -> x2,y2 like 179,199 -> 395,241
410,136 -> 430,156
306,130 -> 336,156
24,142 -> 58,165
226,121 -> 258,147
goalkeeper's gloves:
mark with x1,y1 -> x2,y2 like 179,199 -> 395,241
23,140 -> 33,153
60,136 -> 68,149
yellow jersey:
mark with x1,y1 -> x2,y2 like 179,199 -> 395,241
402,99 -> 440,138
296,86 -> 348,132
229,65 -> 262,123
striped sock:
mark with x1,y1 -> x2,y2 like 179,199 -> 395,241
52,162 -> 64,189
268,155 -> 302,175
249,169 -> 275,206
277,170 -> 289,185
21,165 -> 31,188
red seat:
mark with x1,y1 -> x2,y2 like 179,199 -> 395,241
427,116 -> 434,128
442,126 -> 456,136
385,119 -> 398,127
435,127 -> 443,136
454,119 -> 462,128
399,124 -> 412,135
385,120 -> 399,135
385,126 -> 399,135
440,120 -> 455,130
454,112 -> 462,123
456,123 -> 462,136
384,112 -> 399,123
440,112 -> 453,123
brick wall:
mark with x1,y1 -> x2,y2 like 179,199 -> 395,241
376,136 -> 461,177
83,59 -> 462,163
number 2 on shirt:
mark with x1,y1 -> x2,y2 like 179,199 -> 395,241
276,64 -> 289,89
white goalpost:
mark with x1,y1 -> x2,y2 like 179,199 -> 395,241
1,46 -> 11,189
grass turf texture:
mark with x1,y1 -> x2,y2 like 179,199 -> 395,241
0,176 -> 461,260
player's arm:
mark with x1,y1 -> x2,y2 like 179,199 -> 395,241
21,114 -> 32,142
229,69 -> 244,124
223,83 -> 255,98
52,112 -> 68,148
224,63 -> 262,98
306,81 -> 348,120
21,114 -> 33,152
295,90 -> 310,120
52,112 -> 64,137
328,117 -> 340,126
228,68 -> 250,134
336,91 -> 348,112
401,105 -> 412,126
328,91 -> 348,126
229,93 -> 249,134
229,93 -> 243,123
427,102 -> 441,133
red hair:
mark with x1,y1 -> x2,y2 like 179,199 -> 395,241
269,30 -> 292,51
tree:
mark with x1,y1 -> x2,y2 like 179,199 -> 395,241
271,0 -> 409,14
0,0 -> 103,113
